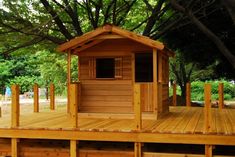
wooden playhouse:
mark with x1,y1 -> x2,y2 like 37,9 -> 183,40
57,24 -> 174,119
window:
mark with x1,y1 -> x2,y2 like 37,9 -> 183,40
135,53 -> 153,82
96,58 -> 115,78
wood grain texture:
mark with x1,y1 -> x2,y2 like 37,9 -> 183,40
33,83 -> 39,113
70,84 -> 79,128
153,49 -> 158,114
11,85 -> 20,128
134,84 -> 142,130
11,138 -> 18,157
173,82 -> 177,106
204,84 -> 212,133
50,83 -> 55,110
219,83 -> 224,110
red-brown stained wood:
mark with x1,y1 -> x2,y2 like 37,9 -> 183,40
204,83 -> 212,133
33,83 -> 39,113
173,82 -> 177,106
186,82 -> 191,108
70,84 -> 78,128
50,83 -> 55,111
218,83 -> 224,110
11,85 -> 20,128
153,49 -> 158,114
134,142 -> 142,157
67,51 -> 71,113
205,145 -> 213,157
134,84 -> 142,130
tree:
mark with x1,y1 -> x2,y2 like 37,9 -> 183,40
0,0 -> 234,101
170,0 -> 235,69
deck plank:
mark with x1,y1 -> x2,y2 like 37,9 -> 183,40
194,109 -> 204,134
0,106 -> 234,136
184,108 -> 202,133
226,109 -> 235,135
163,107 -> 187,133
215,109 -> 225,134
172,108 -> 196,133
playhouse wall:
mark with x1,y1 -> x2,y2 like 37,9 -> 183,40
77,38 -> 169,113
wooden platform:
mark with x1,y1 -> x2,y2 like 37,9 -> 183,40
0,106 -> 235,135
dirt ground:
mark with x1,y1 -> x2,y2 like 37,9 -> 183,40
0,98 -> 67,116
1,97 -> 235,117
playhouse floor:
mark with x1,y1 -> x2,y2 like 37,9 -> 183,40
0,106 -> 234,135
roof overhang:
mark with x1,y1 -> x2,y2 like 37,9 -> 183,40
56,24 -> 174,57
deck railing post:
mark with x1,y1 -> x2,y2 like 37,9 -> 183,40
153,49 -> 158,114
204,83 -> 212,133
134,142 -> 142,157
186,82 -> 191,107
173,82 -> 177,106
218,83 -> 224,110
33,83 -> 39,112
11,85 -> 20,128
50,83 -> 55,110
134,84 -> 142,130
67,51 -> 71,114
204,83 -> 213,156
70,83 -> 78,128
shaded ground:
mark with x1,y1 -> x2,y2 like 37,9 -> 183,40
168,95 -> 235,108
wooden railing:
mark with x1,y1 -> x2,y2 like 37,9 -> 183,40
172,82 -> 225,109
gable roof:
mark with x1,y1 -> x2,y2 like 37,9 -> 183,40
57,24 -> 174,56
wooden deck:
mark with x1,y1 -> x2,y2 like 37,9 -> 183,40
1,106 -> 235,156
0,106 -> 235,135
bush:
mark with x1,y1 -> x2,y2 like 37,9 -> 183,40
191,80 -> 235,101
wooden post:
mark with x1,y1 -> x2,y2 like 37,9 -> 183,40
134,84 -> 142,130
218,83 -> 224,110
50,83 -> 55,110
0,107 -> 1,118
186,82 -> 191,107
205,83 -> 213,157
70,83 -> 78,128
33,83 -> 39,112
153,49 -> 158,114
204,83 -> 212,133
11,138 -> 18,157
11,85 -> 20,128
134,142 -> 142,157
158,82 -> 163,113
70,140 -> 77,157
205,145 -> 213,157
173,82 -> 177,106
67,51 -> 72,113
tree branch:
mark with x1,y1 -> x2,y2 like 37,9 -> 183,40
171,0 -> 235,69
143,0 -> 166,36
40,0 -> 73,40
1,37 -> 45,55
222,0 -> 235,24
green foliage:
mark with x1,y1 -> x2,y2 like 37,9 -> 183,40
0,49 -> 78,95
9,75 -> 40,93
191,80 -> 235,101
169,84 -> 181,96
36,50 -> 67,95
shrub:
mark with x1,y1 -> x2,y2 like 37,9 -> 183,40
191,80 -> 235,101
